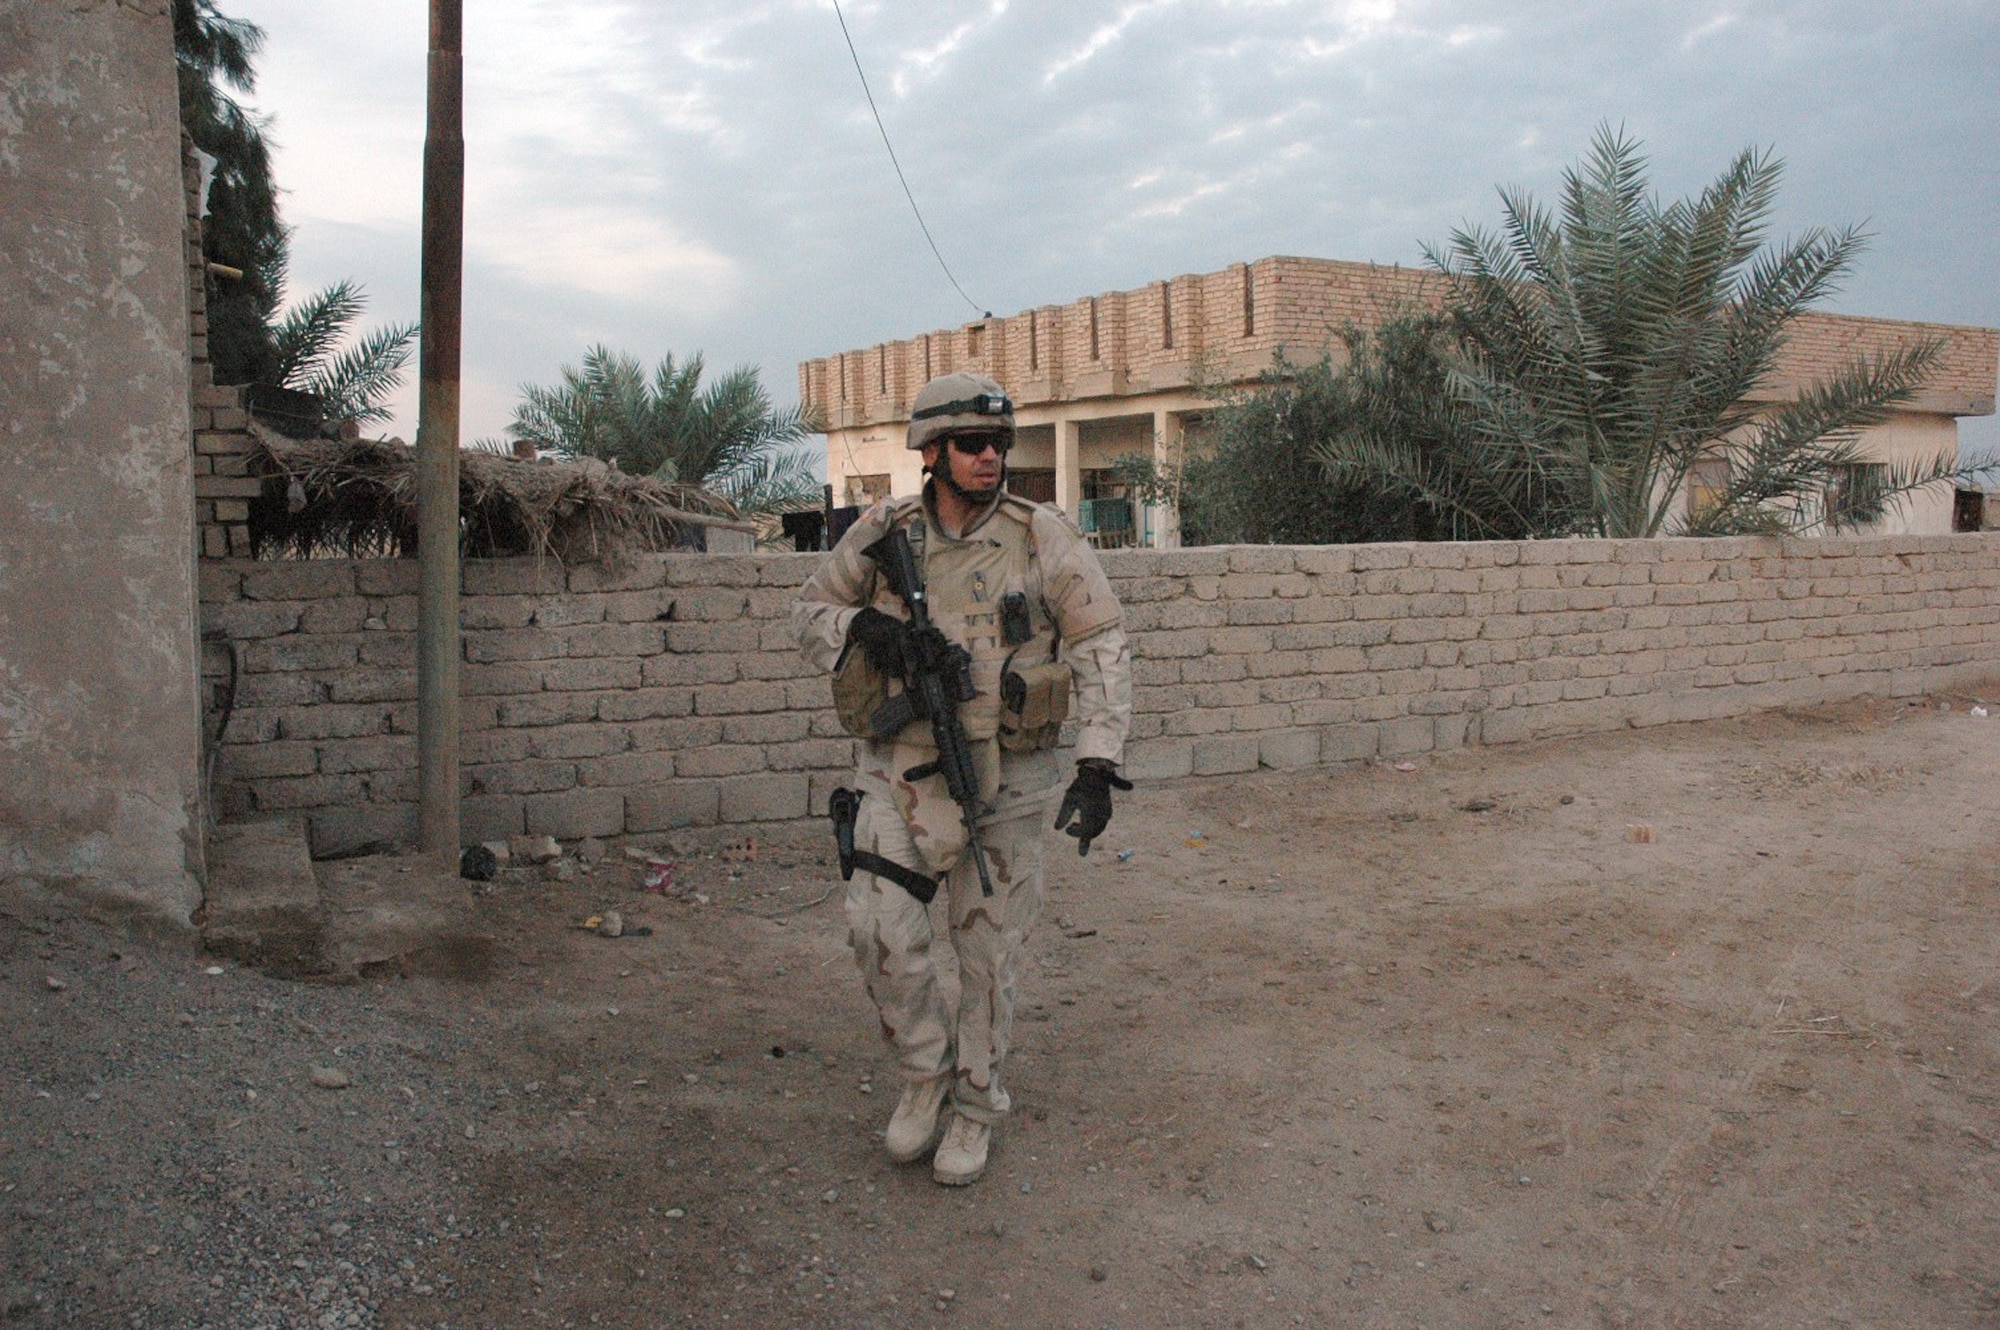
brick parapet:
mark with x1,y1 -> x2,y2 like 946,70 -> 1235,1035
801,254 -> 1998,426
199,537 -> 2000,856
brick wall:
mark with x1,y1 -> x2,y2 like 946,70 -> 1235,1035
182,134 -> 260,556
199,535 -> 2000,857
191,386 -> 257,557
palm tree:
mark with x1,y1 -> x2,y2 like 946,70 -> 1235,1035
174,0 -> 284,386
1318,127 -> 1956,538
506,347 -> 823,515
268,281 -> 418,430
1180,319 -> 1500,544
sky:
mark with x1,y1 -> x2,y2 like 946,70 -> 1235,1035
228,0 -> 2000,456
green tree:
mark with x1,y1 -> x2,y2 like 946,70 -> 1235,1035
1189,313 -> 1552,544
1314,127 -> 1955,538
174,0 -> 284,385
177,2 -> 417,428
506,347 -> 823,515
268,281 -> 418,430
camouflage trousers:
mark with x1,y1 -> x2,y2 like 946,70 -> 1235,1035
845,748 -> 1060,1126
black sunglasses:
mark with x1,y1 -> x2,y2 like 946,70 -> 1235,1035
947,432 -> 1012,457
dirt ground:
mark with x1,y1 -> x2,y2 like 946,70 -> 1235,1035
7,691 -> 2000,1329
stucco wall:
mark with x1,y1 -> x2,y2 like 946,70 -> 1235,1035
200,535 -> 2000,857
0,0 -> 204,930
1855,413 -> 1961,535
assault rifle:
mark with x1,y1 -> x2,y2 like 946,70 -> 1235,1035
862,526 -> 995,897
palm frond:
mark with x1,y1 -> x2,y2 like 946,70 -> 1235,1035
303,321 -> 417,428
710,446 -> 826,517
503,347 -> 816,508
1405,124 -> 1937,540
271,281 -> 366,387
1675,341 -> 1949,535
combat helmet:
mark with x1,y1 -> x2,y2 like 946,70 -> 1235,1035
906,373 -> 1014,451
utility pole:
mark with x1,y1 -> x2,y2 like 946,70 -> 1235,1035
416,0 -> 463,862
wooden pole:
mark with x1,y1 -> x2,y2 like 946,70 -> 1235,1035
416,0 -> 463,862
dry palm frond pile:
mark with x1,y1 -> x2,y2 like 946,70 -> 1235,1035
243,427 -> 750,562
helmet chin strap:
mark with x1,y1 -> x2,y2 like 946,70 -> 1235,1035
928,456 -> 1006,507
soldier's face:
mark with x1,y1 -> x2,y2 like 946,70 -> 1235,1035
931,433 -> 1006,495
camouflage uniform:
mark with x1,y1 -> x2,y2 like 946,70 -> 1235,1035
793,485 -> 1130,1125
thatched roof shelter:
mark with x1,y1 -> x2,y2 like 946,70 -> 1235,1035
242,426 -> 758,562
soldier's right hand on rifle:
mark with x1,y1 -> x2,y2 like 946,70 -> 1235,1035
847,607 -> 914,675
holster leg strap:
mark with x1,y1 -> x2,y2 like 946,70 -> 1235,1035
829,786 -> 938,904
850,849 -> 939,904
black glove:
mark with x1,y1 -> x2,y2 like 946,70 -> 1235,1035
846,607 -> 912,676
1053,758 -> 1133,857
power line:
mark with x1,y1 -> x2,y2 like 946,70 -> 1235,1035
829,0 -> 986,319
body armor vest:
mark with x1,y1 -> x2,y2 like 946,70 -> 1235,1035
833,492 -> 1070,750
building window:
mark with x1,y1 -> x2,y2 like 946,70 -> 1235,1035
1028,312 -> 1039,373
1078,469 -> 1136,548
1007,468 -> 1056,503
1160,282 -> 1173,350
846,473 -> 891,506
878,345 -> 887,394
1242,264 -> 1255,338
1089,297 -> 1100,361
1826,462 -> 1887,529
1686,456 -> 1730,521
924,334 -> 933,381
967,323 -> 984,360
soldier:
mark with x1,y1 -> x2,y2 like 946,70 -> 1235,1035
793,372 -> 1133,1186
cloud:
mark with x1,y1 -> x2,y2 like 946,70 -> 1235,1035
1044,1 -> 1177,84
226,0 -> 2000,457
1680,12 -> 1737,51
468,205 -> 739,308
887,0 -> 1013,96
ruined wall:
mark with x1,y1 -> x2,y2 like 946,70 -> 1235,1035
0,0 -> 204,929
200,535 -> 2000,855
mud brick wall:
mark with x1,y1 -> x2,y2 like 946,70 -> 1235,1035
200,556 -> 840,858
200,535 -> 2000,856
1099,536 -> 2000,779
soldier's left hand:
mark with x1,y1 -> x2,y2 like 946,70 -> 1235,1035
1054,758 -> 1133,857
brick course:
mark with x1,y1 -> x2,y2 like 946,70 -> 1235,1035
200,537 -> 2000,851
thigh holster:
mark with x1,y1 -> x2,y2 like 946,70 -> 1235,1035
829,787 -> 939,904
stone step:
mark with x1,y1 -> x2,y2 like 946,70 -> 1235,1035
201,818 -> 324,974
317,855 -> 495,981
203,821 -> 493,981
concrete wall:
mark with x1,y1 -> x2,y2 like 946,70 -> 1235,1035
200,535 -> 2000,856
0,0 -> 204,930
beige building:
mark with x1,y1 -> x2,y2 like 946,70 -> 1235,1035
799,256 -> 1999,545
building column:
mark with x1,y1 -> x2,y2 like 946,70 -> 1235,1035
1150,408 -> 1183,549
1055,417 -> 1081,517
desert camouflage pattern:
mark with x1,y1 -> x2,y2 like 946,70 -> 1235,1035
795,481 -> 1132,1125
793,489 -> 1130,764
845,752 -> 1058,1124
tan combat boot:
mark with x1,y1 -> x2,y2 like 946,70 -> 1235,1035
932,1113 -> 990,1186
884,1073 -> 951,1164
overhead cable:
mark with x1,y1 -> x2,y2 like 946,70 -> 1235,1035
829,0 -> 986,319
